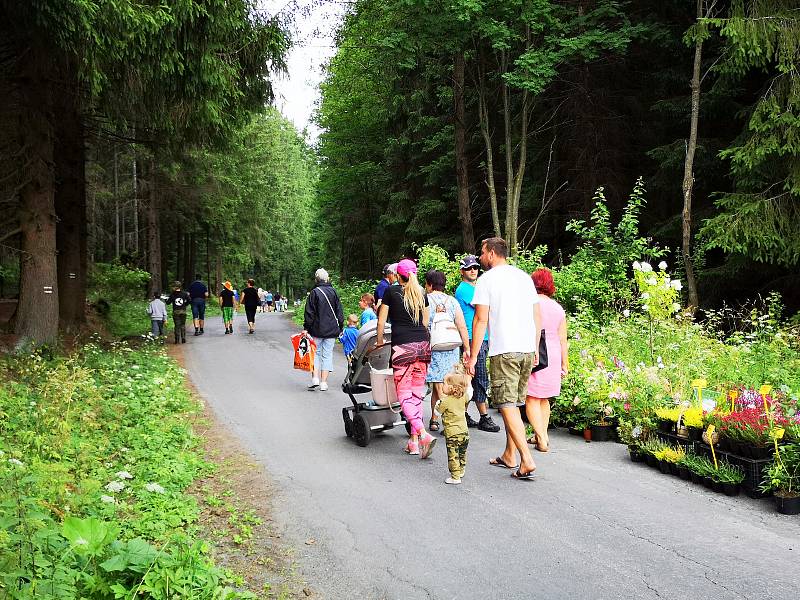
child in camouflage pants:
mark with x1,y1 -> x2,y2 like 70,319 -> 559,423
437,364 -> 471,485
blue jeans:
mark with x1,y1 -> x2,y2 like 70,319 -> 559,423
472,339 -> 489,405
150,320 -> 164,336
314,337 -> 335,372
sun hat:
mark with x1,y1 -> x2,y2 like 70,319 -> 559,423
387,262 -> 399,274
396,259 -> 418,278
459,255 -> 480,270
224,281 -> 232,290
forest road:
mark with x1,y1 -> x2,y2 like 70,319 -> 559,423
184,313 -> 800,600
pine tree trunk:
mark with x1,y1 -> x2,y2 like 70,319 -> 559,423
682,0 -> 703,308
454,50 -> 475,253
55,101 -> 87,332
476,49 -> 501,237
146,159 -> 162,297
15,52 -> 59,345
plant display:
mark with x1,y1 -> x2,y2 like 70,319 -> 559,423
655,446 -> 685,464
712,463 -> 746,485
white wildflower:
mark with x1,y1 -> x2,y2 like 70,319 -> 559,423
670,280 -> 683,291
658,261 -> 668,270
632,261 -> 642,271
8,458 -> 24,467
105,481 -> 125,493
646,277 -> 658,286
100,495 -> 116,504
622,309 -> 630,317
120,447 -> 129,453
641,262 -> 653,272
641,292 -> 650,300
115,471 -> 133,480
642,304 -> 650,312
145,482 -> 166,494
672,303 -> 681,312
29,401 -> 36,407
632,426 -> 642,438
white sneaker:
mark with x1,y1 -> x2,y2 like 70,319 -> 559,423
308,378 -> 320,390
445,477 -> 462,485
319,382 -> 329,391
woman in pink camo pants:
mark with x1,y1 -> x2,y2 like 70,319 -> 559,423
376,259 -> 436,459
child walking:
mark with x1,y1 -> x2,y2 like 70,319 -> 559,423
339,314 -> 359,362
146,292 -> 167,337
358,293 -> 377,326
219,281 -> 237,334
437,363 -> 471,485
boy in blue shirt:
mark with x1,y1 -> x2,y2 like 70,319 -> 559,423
339,314 -> 360,362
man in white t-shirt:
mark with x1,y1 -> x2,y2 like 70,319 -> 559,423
466,237 -> 542,479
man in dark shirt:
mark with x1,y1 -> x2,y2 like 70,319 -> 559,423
188,274 -> 209,336
166,281 -> 191,344
374,263 -> 397,309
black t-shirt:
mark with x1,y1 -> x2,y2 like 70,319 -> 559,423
383,285 -> 429,346
241,286 -> 260,307
166,291 -> 191,315
219,288 -> 235,307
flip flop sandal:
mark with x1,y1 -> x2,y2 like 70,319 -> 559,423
511,469 -> 536,480
489,456 -> 518,469
428,418 -> 440,432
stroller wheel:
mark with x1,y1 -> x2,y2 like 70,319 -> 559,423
353,413 -> 372,447
342,408 -> 354,438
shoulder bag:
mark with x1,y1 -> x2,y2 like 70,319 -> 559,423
531,329 -> 549,373
429,295 -> 462,352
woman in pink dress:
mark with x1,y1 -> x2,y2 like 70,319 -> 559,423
526,268 -> 568,452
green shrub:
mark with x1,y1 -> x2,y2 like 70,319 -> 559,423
90,262 -> 151,302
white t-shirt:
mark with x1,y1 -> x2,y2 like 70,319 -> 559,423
471,263 -> 540,357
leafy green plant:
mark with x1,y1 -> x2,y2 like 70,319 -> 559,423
761,443 -> 800,498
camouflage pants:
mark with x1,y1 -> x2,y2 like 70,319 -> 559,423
445,432 -> 469,480
173,312 -> 186,343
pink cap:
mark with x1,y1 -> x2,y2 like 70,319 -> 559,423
396,259 -> 417,278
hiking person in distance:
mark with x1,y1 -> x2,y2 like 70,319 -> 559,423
188,274 -> 209,335
166,281 -> 191,344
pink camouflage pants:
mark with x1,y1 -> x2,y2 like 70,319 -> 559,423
391,343 -> 430,436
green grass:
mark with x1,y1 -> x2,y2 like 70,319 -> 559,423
0,342 -> 257,599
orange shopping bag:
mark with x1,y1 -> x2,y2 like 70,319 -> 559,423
291,332 -> 316,372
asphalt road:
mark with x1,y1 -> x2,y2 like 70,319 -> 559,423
184,312 -> 800,600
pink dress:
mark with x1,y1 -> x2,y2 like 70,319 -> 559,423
527,296 -> 566,398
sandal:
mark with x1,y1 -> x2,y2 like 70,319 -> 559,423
428,418 -> 440,432
511,468 -> 536,480
489,456 -> 519,469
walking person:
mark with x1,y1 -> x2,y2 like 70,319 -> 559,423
188,274 -> 209,335
437,364 -> 472,484
525,268 -> 568,452
146,291 -> 167,337
166,281 -> 191,344
374,263 -> 397,309
339,314 -> 359,363
376,259 -> 436,458
424,269 -> 470,434
219,281 -> 238,334
303,268 -> 344,391
241,279 -> 260,334
466,238 -> 542,480
454,255 -> 501,433
265,289 -> 274,312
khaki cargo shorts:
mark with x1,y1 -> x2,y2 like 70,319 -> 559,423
488,352 -> 534,409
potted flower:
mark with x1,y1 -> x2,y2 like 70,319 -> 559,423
618,417 -> 652,462
760,443 -> 800,515
654,406 -> 679,433
591,398 -> 617,442
711,463 -> 745,497
681,407 -> 704,441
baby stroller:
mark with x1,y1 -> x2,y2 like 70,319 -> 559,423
341,320 -> 411,446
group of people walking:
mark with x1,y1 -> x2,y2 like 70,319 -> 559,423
147,274 -> 283,343
302,236 -> 568,485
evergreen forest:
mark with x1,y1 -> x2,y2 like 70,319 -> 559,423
0,0 -> 799,347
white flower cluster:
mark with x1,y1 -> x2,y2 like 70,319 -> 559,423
115,471 -> 133,480
100,495 -> 116,504
145,482 -> 165,494
105,480 -> 125,493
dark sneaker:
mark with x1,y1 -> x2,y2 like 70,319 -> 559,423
194,330 -> 200,336
465,412 -> 479,428
478,415 -> 501,432
181,338 -> 186,344
200,328 -> 204,334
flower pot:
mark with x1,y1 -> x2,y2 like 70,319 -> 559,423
775,494 -> 800,515
583,428 -> 592,442
646,454 -> 658,468
590,424 -> 613,442
690,471 -> 703,484
687,427 -> 702,442
726,440 -> 742,455
629,448 -> 643,463
677,466 -> 690,480
657,419 -> 673,433
568,427 -> 582,436
712,480 -> 723,493
722,483 -> 740,497
659,460 -> 671,475
702,477 -> 713,489
676,426 -> 689,439
669,463 -> 680,476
